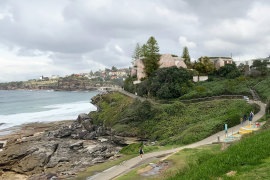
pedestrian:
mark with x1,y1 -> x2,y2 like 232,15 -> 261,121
139,146 -> 144,160
250,111 -> 254,121
243,114 -> 247,122
248,116 -> 252,125
240,117 -> 243,125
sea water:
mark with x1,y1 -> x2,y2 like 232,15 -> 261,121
0,90 -> 99,130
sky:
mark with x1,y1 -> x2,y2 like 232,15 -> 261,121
1,0 -> 270,82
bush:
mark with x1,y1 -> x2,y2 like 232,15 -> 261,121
123,76 -> 136,93
149,67 -> 193,99
120,143 -> 159,155
92,92 -> 257,145
120,143 -> 143,155
217,63 -> 241,79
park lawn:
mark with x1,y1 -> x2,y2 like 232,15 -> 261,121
116,144 -> 221,180
168,120 -> 270,180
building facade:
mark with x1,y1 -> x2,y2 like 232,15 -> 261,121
209,57 -> 233,69
132,54 -> 187,80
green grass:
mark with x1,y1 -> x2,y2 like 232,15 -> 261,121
169,120 -> 270,180
120,143 -> 158,155
91,92 -> 258,145
254,76 -> 270,102
120,143 -> 180,155
180,77 -> 262,100
231,157 -> 270,179
116,164 -> 149,180
116,144 -> 221,180
71,155 -> 136,180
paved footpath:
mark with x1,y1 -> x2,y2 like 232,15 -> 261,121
89,100 -> 266,180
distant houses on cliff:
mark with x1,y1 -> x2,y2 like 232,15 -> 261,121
131,54 -> 234,82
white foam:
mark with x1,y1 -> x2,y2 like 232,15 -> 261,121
0,101 -> 97,130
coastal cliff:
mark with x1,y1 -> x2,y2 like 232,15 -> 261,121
0,93 -> 128,179
0,78 -> 121,91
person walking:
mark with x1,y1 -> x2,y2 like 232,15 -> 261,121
240,117 -> 243,125
248,116 -> 252,125
139,146 -> 144,160
243,114 -> 247,122
250,111 -> 254,121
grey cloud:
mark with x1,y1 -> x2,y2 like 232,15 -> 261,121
1,0 -> 270,81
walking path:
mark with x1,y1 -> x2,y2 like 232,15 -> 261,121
89,100 -> 266,180
112,89 -> 158,105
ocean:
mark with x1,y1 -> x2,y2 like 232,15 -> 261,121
0,90 -> 99,130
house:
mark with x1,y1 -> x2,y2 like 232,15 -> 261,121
109,72 -> 117,76
131,54 -> 187,80
50,75 -> 60,80
40,75 -> 49,81
209,57 -> 233,69
116,71 -> 127,77
235,56 -> 270,68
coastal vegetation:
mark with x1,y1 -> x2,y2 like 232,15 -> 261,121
169,120 -> 270,180
179,77 -> 262,100
254,76 -> 270,102
135,67 -> 194,99
91,92 -> 258,145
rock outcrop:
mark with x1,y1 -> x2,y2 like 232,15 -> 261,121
0,113 -> 126,179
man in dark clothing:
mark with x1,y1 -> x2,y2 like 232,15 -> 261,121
243,114 -> 247,122
139,147 -> 144,160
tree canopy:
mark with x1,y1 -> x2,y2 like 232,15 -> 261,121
111,66 -> 117,72
142,36 -> 160,77
251,60 -> 269,76
149,67 -> 193,99
132,43 -> 141,60
181,46 -> 191,64
133,66 -> 193,99
217,63 -> 241,79
193,57 -> 215,79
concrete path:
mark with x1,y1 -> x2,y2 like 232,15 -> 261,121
89,100 -> 266,180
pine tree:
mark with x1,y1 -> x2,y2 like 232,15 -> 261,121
181,46 -> 191,64
141,44 -> 148,57
132,43 -> 141,60
143,36 -> 160,77
145,36 -> 159,57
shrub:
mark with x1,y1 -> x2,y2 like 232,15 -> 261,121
217,63 -> 241,79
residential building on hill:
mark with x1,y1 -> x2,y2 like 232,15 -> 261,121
131,54 -> 187,80
235,56 -> 270,68
209,57 -> 233,69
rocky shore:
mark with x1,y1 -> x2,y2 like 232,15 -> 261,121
0,113 -> 129,179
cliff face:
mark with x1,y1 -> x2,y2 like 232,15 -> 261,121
0,79 -> 118,91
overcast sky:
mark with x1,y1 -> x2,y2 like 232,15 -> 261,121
1,0 -> 270,82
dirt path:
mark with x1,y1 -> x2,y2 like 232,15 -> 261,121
89,100 -> 266,180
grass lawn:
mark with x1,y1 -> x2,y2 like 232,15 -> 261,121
169,120 -> 270,180
116,144 -> 221,180
71,155 -> 136,180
